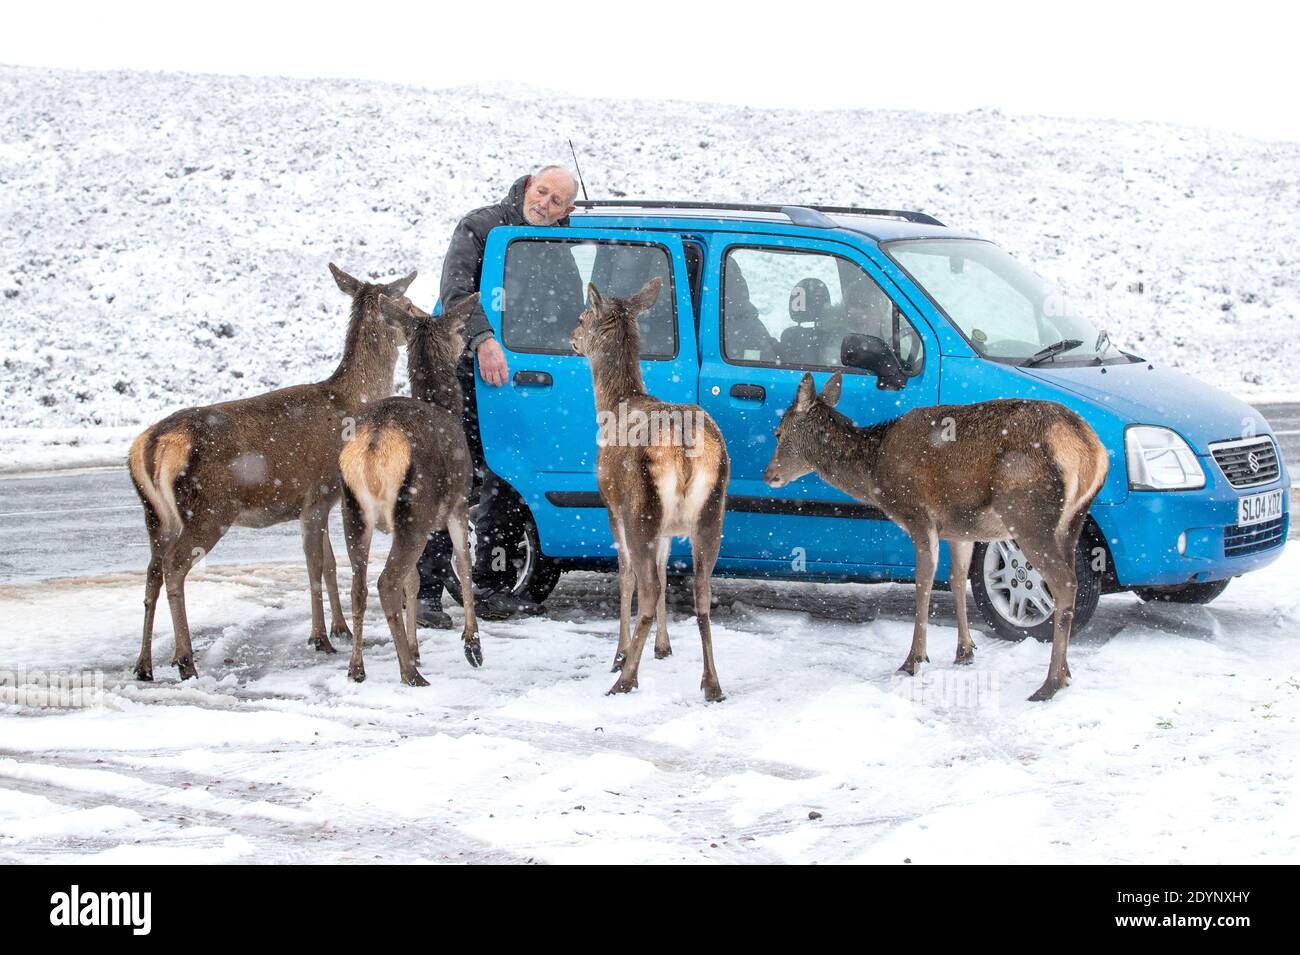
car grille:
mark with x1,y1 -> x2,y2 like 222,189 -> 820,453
1209,437 -> 1280,488
1224,516 -> 1287,557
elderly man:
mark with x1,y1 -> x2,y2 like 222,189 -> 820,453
416,166 -> 581,627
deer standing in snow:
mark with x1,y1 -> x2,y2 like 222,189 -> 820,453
570,278 -> 730,701
337,294 -> 482,686
764,373 -> 1107,701
127,264 -> 412,680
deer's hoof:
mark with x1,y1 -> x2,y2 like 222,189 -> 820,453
348,663 -> 366,683
897,655 -> 927,676
955,646 -> 976,665
311,635 -> 337,654
702,682 -> 726,703
331,621 -> 354,643
610,649 -> 627,673
176,657 -> 197,681
1028,676 -> 1068,702
607,676 -> 638,696
463,637 -> 483,669
133,662 -> 154,682
403,670 -> 430,688
654,646 -> 673,660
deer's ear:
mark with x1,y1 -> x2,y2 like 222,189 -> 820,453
586,282 -> 604,312
821,371 -> 843,408
795,372 -> 817,412
627,276 -> 662,314
444,292 -> 480,322
329,263 -> 361,296
385,271 -> 417,297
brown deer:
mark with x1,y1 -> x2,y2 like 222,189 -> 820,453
764,373 -> 1108,701
570,278 -> 730,702
338,293 -> 482,686
127,264 -> 414,681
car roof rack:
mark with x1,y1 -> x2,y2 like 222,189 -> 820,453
573,199 -> 944,228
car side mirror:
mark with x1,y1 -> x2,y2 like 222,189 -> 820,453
841,334 -> 908,391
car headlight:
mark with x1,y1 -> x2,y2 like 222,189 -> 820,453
1126,425 -> 1205,490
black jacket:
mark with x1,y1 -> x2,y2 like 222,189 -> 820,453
440,175 -> 572,350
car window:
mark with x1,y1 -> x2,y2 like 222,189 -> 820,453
722,246 -> 923,373
503,239 -> 677,358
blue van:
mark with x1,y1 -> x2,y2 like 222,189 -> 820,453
446,201 -> 1290,641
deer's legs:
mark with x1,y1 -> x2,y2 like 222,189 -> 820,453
653,536 -> 672,659
608,512 -> 633,672
608,537 -> 662,695
691,502 -> 725,702
136,548 -> 165,681
321,525 -> 352,644
448,506 -> 481,668
900,526 -> 938,675
404,568 -> 420,663
1020,518 -> 1083,702
300,506 -> 335,654
378,534 -> 429,687
160,521 -> 224,681
341,491 -> 371,683
948,538 -> 977,665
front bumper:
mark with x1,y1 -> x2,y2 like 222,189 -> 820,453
1091,469 -> 1290,587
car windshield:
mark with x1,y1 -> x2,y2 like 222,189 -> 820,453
884,238 -> 1108,363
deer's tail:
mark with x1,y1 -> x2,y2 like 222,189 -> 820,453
129,427 -> 192,538
1047,415 -> 1109,544
339,425 -> 411,536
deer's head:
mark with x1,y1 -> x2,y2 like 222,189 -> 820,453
328,262 -> 417,350
377,293 -> 478,373
569,277 -> 661,359
763,371 -> 843,488
329,262 -> 416,303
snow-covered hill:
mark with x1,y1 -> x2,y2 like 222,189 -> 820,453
2,64 -> 1298,439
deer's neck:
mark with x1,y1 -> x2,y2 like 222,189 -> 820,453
589,334 -> 647,412
327,291 -> 399,404
408,350 -> 462,415
808,408 -> 892,505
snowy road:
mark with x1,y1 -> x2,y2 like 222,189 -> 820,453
1,548 -> 1297,864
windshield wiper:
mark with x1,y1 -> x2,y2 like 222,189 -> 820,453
1022,339 -> 1084,367
1094,329 -> 1113,363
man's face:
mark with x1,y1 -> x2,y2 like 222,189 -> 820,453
523,171 -> 577,226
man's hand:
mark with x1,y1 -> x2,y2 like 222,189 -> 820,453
477,337 -> 510,386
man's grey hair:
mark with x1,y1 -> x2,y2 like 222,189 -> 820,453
534,164 -> 581,203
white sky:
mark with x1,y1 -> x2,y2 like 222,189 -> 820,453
5,0 -> 1298,142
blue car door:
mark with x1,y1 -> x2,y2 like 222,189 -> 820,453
696,233 -> 942,577
475,225 -> 698,559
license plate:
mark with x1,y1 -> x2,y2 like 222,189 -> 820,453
1237,489 -> 1283,527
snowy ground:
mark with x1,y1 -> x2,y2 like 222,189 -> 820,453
1,544 -> 1296,864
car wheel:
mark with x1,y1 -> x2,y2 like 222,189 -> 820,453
443,506 -> 561,607
1134,579 -> 1230,604
969,536 -> 1101,642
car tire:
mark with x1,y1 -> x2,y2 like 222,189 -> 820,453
443,503 -> 562,607
1133,579 -> 1230,605
969,536 -> 1102,642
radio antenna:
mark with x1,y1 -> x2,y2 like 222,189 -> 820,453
568,139 -> 589,201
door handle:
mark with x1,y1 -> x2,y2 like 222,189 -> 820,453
514,371 -> 553,387
729,384 -> 765,401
